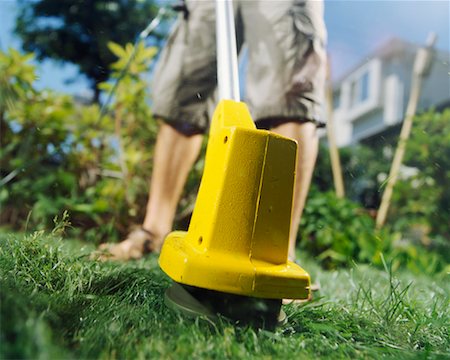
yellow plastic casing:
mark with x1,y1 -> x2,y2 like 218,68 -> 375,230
159,100 -> 310,300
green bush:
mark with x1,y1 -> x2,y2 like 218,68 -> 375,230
0,44 -> 159,242
391,109 -> 450,241
313,142 -> 391,210
299,189 -> 448,274
309,109 -> 450,273
299,190 -> 382,268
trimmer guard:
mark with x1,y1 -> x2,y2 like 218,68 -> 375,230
159,100 -> 310,300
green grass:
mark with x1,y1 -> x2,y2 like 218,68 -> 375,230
1,231 -> 449,359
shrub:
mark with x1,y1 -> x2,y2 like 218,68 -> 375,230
299,190 -> 382,268
299,189 -> 448,274
0,43 -> 159,242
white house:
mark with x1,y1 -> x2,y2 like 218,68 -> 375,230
332,38 -> 450,147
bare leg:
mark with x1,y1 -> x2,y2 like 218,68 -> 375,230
96,122 -> 203,260
143,122 -> 203,245
271,122 -> 319,261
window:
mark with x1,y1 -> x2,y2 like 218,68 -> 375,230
350,80 -> 357,108
333,90 -> 341,109
349,70 -> 370,108
360,71 -> 369,102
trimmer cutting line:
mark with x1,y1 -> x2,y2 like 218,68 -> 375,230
159,0 -> 311,329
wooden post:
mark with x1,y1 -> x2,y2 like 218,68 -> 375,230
376,33 -> 437,229
326,57 -> 345,198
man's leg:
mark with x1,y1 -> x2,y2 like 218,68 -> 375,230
97,122 -> 203,260
271,121 -> 319,261
142,122 -> 203,246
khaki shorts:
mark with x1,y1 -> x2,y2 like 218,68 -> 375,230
152,0 -> 327,135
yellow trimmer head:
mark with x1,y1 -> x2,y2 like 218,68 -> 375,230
159,100 -> 311,327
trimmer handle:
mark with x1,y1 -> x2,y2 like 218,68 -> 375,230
216,0 -> 240,101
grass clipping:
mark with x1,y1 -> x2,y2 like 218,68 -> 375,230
1,230 -> 449,359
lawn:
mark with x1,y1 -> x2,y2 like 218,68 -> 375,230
1,230 -> 448,359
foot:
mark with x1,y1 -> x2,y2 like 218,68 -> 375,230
92,228 -> 163,261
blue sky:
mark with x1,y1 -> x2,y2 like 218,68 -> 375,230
325,0 -> 449,79
1,0 -> 449,95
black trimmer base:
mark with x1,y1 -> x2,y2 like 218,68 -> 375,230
165,282 -> 286,329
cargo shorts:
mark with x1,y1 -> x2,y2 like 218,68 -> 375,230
152,0 -> 327,135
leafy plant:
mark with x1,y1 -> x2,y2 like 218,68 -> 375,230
308,109 -> 449,272
299,189 -> 447,274
299,190 -> 382,268
0,42 -> 159,242
0,48 -> 36,115
391,109 -> 450,240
